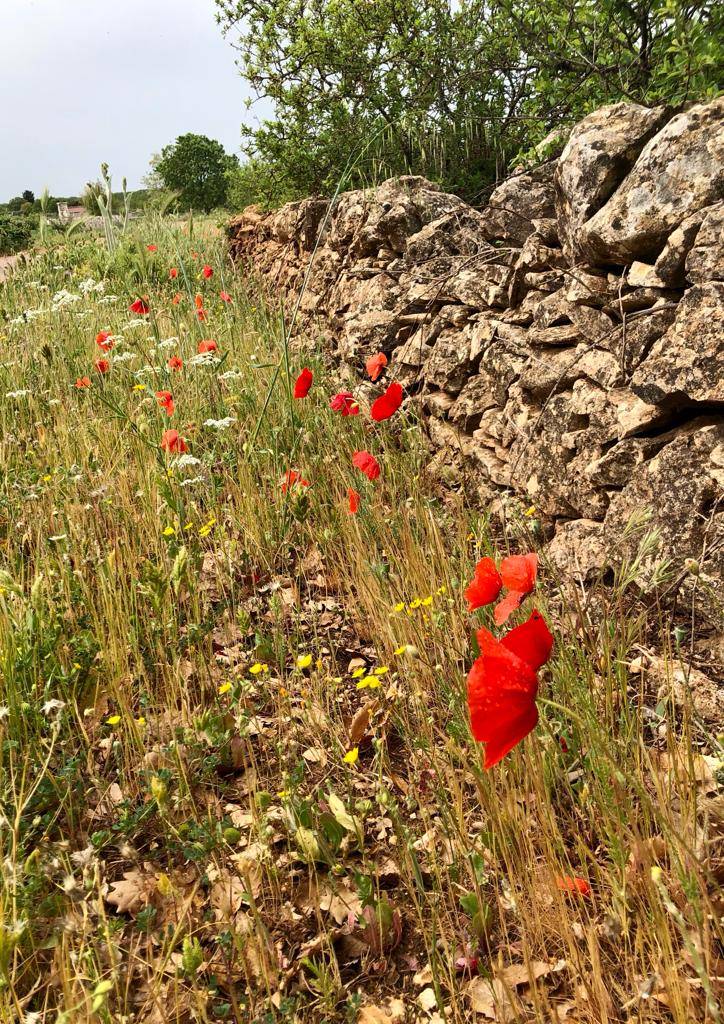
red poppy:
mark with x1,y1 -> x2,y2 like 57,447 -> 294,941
202,265 -> 213,279
467,610 -> 553,769
465,557 -> 503,612
74,376 -> 91,389
147,244 -> 157,252
169,267 -> 179,279
168,355 -> 183,371
370,381 -> 403,422
220,290 -> 232,303
196,308 -> 207,321
365,352 -> 388,382
95,358 -> 110,374
280,469 -> 309,493
294,368 -> 313,398
155,390 -> 175,416
347,488 -> 361,514
352,450 -> 380,481
160,429 -> 188,454
198,339 -> 217,354
494,553 -> 538,626
172,293 -> 182,305
330,391 -> 359,416
194,294 -> 204,309
95,330 -> 114,352
129,297 -> 150,315
556,875 -> 591,897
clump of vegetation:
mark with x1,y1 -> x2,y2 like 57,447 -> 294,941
215,0 -> 723,206
0,219 -> 720,1022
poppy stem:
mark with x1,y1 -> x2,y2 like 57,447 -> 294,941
538,698 -> 587,730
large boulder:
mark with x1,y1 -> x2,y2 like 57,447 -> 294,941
580,98 -> 724,264
555,102 -> 670,260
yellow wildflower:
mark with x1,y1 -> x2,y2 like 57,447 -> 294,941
105,715 -> 121,726
135,716 -> 146,726
133,383 -> 146,391
393,645 -> 406,656
218,681 -> 232,695
421,596 -> 433,606
162,526 -> 176,537
296,653 -> 313,670
249,662 -> 269,675
343,747 -> 359,765
373,666 -> 389,676
351,666 -> 366,679
392,602 -> 405,613
409,598 -> 422,610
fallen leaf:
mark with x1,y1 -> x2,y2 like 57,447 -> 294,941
106,869 -> 154,915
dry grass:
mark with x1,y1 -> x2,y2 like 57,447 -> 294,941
0,218 -> 721,1024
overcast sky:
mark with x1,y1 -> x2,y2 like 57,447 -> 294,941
0,0 -> 265,200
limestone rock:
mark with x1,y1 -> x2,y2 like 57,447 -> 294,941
580,98 -> 724,264
555,102 -> 670,259
631,283 -> 724,405
480,165 -> 556,246
547,519 -> 608,579
685,202 -> 724,283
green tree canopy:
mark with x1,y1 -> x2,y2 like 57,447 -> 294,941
215,0 -> 722,206
155,133 -> 239,211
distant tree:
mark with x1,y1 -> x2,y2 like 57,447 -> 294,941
155,134 -> 239,211
22,190 -> 35,204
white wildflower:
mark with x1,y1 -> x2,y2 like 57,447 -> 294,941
173,453 -> 201,469
41,699 -> 66,716
189,352 -> 219,367
0,706 -> 9,721
203,417 -> 237,430
180,476 -> 205,487
5,390 -> 30,399
112,351 -> 136,364
158,336 -> 179,349
219,369 -> 243,381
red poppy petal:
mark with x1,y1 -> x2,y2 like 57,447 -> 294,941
464,557 -> 503,611
493,590 -> 525,626
370,381 -> 403,422
482,702 -> 539,768
499,553 -> 538,594
501,610 -> 553,670
294,368 -> 313,398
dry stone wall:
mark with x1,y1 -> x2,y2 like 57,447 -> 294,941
228,99 -> 724,593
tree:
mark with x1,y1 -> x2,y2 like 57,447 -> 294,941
215,0 -> 722,206
154,134 -> 239,211
22,190 -> 35,204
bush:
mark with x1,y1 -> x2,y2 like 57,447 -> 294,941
0,212 -> 35,256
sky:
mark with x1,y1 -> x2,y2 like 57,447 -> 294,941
0,0 -> 266,201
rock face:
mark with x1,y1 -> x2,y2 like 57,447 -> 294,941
228,99 -> 724,594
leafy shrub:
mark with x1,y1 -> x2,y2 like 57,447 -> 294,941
0,212 -> 35,255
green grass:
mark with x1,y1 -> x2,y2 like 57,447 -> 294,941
0,219 -> 721,1023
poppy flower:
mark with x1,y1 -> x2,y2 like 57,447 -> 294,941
202,265 -> 213,279
129,297 -> 150,315
147,244 -> 157,252
74,376 -> 91,389
196,308 -> 207,321
556,875 -> 591,897
348,488 -> 360,514
330,391 -> 359,416
194,294 -> 204,309
169,267 -> 179,279
220,290 -> 232,303
366,351 -> 388,381
467,609 -> 553,769
160,429 -> 188,454
95,330 -> 114,352
465,557 -> 503,612
155,390 -> 175,416
198,339 -> 217,354
294,368 -> 313,398
494,553 -> 538,626
95,358 -> 110,374
280,469 -> 309,493
370,381 -> 403,422
352,450 -> 380,481
168,355 -> 183,371
172,293 -> 182,305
